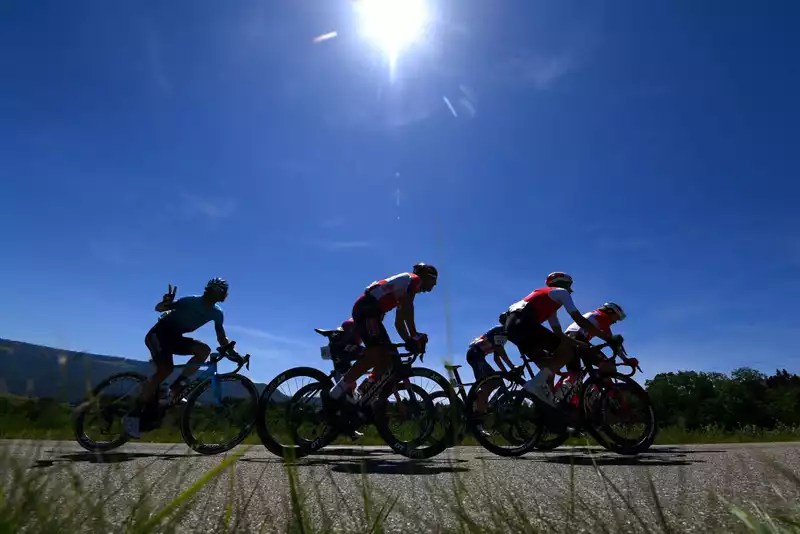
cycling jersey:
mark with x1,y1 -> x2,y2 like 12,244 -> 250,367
157,296 -> 224,334
337,318 -> 363,346
468,325 -> 508,355
565,310 -> 613,341
507,287 -> 578,330
364,273 -> 422,313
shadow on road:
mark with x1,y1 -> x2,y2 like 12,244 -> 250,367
646,446 -> 726,455
309,448 -> 388,457
325,458 -> 471,475
31,451 -> 195,468
534,453 -> 700,467
246,456 -> 472,475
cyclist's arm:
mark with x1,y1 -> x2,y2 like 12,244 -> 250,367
568,311 -> 612,343
155,300 -> 175,312
214,313 -> 230,348
547,313 -> 563,334
548,289 -> 607,344
493,345 -> 514,371
395,294 -> 417,344
155,294 -> 186,313
549,314 -> 582,346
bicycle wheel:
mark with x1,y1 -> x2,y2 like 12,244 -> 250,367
531,429 -> 569,451
465,371 -> 545,457
594,375 -> 657,455
429,390 -> 466,447
74,371 -> 147,453
181,373 -> 260,455
256,366 -> 335,458
373,367 -> 458,459
285,381 -> 339,458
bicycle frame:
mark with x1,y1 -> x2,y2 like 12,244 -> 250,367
353,343 -> 424,409
549,342 -> 641,417
164,359 -> 223,406
448,353 -> 538,403
152,347 -> 251,409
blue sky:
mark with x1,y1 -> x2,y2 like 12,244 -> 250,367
1,0 -> 799,385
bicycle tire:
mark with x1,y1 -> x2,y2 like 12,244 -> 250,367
285,381 -> 339,458
465,371 -> 545,457
181,373 -> 260,455
373,367 -> 458,459
255,366 -> 335,458
429,390 -> 466,447
532,430 -> 569,451
533,377 -> 606,452
595,375 -> 657,455
74,371 -> 147,453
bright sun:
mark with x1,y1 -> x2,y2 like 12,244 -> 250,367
355,0 -> 429,69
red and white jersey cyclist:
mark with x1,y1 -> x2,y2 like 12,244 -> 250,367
565,302 -> 626,342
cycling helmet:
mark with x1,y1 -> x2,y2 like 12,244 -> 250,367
205,277 -> 229,295
602,302 -> 626,320
545,272 -> 573,289
413,263 -> 438,282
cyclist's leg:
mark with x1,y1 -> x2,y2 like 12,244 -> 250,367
139,327 -> 176,405
124,327 -> 176,438
467,347 -> 496,414
168,338 -> 211,401
330,297 -> 389,399
508,315 -> 563,406
331,326 -> 390,398
332,347 -> 365,438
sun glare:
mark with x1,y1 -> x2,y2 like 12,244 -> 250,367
355,0 -> 429,71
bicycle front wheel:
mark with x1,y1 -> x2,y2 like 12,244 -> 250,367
181,373 -> 260,455
592,374 -> 657,455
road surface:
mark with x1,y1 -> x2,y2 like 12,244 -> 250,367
2,440 -> 799,533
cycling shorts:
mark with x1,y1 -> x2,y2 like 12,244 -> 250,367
145,323 -> 199,368
504,310 -> 561,360
352,294 -> 391,348
466,346 -> 494,379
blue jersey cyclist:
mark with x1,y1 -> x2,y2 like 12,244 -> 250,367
122,278 -> 233,439
466,318 -> 515,379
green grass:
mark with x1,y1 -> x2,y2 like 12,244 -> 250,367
1,441 -> 800,533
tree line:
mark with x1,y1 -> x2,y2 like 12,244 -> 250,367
645,367 -> 800,430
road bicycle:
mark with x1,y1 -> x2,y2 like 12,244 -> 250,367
73,342 -> 259,455
436,351 -> 540,447
465,341 -> 657,457
256,329 -> 457,460
255,327 -> 397,456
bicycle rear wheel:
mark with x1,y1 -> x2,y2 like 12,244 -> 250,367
429,391 -> 466,447
74,372 -> 146,453
285,381 -> 339,458
181,373 -> 259,455
373,367 -> 458,459
256,366 -> 335,458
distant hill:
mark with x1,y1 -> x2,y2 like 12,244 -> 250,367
0,338 -> 286,404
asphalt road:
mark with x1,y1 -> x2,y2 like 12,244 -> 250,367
2,440 -> 799,533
